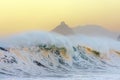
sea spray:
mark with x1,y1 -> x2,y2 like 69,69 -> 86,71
0,31 -> 120,77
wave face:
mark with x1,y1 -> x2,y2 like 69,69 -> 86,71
0,31 -> 120,77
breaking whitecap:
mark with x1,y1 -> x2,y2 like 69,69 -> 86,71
0,31 -> 120,79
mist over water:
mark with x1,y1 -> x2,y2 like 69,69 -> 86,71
0,31 -> 120,80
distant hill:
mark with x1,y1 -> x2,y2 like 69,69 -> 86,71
51,21 -> 74,35
73,25 -> 118,39
51,22 -> 119,40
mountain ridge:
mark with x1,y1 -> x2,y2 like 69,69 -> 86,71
51,21 -> 74,35
51,22 -> 119,40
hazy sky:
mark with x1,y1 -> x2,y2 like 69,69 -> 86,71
0,0 -> 120,36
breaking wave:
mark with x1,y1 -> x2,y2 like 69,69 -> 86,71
0,31 -> 120,77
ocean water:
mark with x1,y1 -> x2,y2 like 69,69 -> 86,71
0,31 -> 120,80
1,72 -> 120,80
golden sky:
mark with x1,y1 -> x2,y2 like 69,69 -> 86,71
0,0 -> 120,36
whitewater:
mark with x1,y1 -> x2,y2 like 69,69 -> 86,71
0,31 -> 120,80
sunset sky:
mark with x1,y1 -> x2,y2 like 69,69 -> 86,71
0,0 -> 120,36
